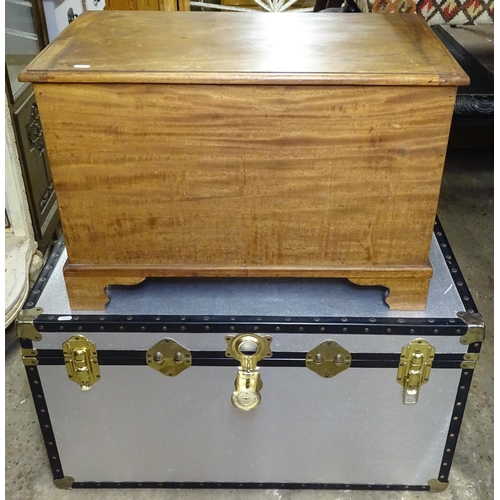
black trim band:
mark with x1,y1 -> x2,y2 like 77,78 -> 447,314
433,220 -> 482,350
433,219 -> 482,483
71,481 -> 430,491
438,368 -> 475,482
433,219 -> 478,316
25,365 -> 64,480
34,315 -> 464,336
34,349 -> 465,369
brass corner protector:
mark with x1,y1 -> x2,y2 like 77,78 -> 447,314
461,352 -> 479,369
457,311 -> 485,345
428,478 -> 449,493
16,307 -> 44,341
54,476 -> 74,490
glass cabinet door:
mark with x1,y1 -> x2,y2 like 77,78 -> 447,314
6,0 -> 43,99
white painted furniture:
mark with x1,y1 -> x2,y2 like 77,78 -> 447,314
5,97 -> 43,327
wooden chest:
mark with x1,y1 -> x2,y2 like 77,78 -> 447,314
19,12 -> 469,311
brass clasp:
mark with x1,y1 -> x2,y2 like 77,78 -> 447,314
397,338 -> 435,404
63,335 -> 100,391
225,333 -> 272,411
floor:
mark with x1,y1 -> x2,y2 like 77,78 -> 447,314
5,28 -> 494,500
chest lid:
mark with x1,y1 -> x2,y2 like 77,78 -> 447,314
19,11 -> 468,86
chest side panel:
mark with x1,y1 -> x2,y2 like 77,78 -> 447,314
36,83 -> 456,268
38,365 -> 460,484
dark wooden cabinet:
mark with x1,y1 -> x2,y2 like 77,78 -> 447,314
6,0 -> 60,254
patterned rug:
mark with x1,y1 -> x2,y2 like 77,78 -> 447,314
354,0 -> 494,24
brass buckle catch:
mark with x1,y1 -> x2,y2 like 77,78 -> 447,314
225,333 -> 272,411
63,335 -> 100,391
397,338 -> 435,404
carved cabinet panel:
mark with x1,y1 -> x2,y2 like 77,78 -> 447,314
12,92 -> 59,247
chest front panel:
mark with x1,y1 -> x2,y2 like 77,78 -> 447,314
37,83 -> 455,268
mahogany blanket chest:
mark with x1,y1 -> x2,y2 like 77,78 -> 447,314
19,11 -> 469,311
16,220 -> 484,490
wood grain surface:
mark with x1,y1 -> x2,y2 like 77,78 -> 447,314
19,12 -> 469,86
104,0 -> 182,11
349,274 -> 432,310
63,272 -> 146,311
36,83 -> 455,272
63,263 -> 432,310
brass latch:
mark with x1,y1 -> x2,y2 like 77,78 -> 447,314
225,333 -> 272,411
305,340 -> 351,378
146,339 -> 192,376
63,336 -> 100,391
397,339 -> 435,404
